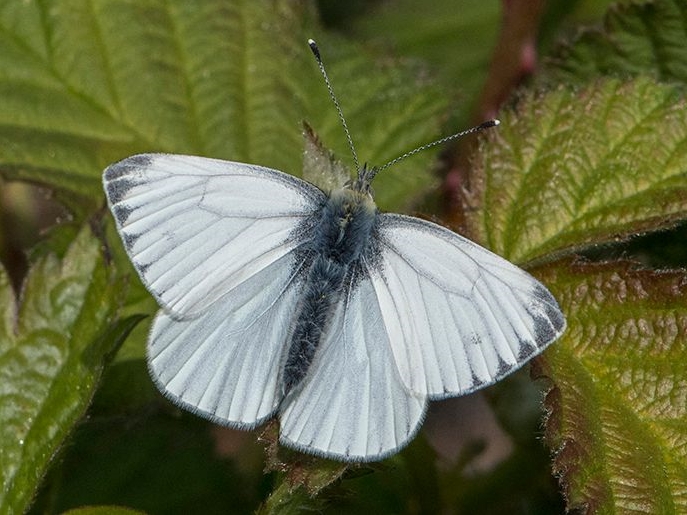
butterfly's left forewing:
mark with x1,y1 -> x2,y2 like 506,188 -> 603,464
370,214 -> 565,398
104,154 -> 326,317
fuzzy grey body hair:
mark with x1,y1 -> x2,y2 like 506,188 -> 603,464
283,188 -> 379,393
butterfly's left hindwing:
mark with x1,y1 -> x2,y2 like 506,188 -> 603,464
148,251 -> 307,428
369,214 -> 565,398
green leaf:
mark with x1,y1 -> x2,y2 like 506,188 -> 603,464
0,226 -> 126,514
0,0 -> 448,212
543,0 -> 687,85
352,0 -> 500,126
468,78 -> 687,264
533,261 -> 687,513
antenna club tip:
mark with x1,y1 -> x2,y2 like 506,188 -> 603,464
480,119 -> 499,129
308,39 -> 320,58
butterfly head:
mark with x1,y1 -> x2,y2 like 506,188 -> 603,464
349,163 -> 378,197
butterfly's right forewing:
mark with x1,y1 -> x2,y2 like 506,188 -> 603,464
371,214 -> 565,398
103,154 -> 326,317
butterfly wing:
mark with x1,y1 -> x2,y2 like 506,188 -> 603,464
103,153 -> 326,317
104,153 -> 326,426
148,251 -> 307,427
369,214 -> 565,398
279,275 -> 427,462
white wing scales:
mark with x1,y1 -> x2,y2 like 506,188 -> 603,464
371,214 -> 565,398
148,249 -> 305,427
279,277 -> 427,461
104,154 -> 325,317
104,153 -> 322,426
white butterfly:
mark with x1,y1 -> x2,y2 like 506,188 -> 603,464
103,41 -> 565,462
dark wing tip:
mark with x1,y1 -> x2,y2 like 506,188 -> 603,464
103,154 -> 159,207
104,154 -> 155,181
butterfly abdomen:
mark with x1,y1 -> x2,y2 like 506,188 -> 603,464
282,188 -> 378,393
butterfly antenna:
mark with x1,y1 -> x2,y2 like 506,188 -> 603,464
309,39 -> 361,173
374,119 -> 500,177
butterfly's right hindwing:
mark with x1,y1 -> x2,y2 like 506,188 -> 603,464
103,153 -> 326,317
279,274 -> 427,461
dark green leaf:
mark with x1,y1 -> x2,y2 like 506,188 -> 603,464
543,0 -> 687,85
0,226 -> 125,514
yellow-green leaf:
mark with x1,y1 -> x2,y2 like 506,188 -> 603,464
534,260 -> 687,513
469,78 -> 687,264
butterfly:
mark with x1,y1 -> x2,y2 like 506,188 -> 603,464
103,40 -> 565,462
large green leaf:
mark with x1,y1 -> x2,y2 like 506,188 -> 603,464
465,3 -> 687,512
543,0 -> 687,85
534,261 -> 687,513
0,226 -> 132,514
352,0 -> 500,125
0,0 -> 448,212
468,78 -> 687,264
